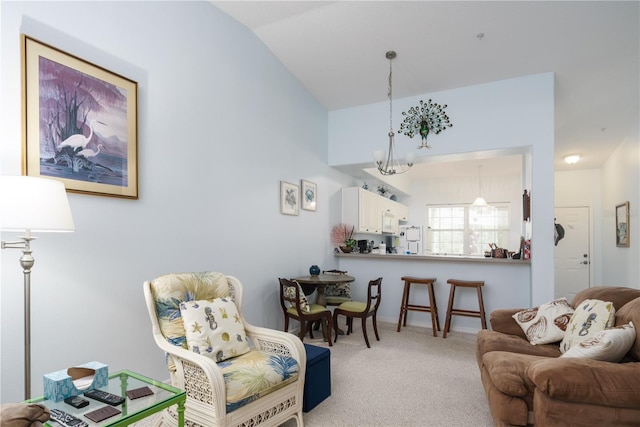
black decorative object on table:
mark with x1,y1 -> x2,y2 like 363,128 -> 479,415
309,265 -> 320,276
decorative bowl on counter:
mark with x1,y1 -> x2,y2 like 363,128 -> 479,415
340,246 -> 354,253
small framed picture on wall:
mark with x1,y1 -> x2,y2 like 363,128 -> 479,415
301,179 -> 317,211
615,201 -> 630,247
280,181 -> 299,215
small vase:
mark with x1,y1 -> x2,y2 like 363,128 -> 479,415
340,246 -> 353,253
309,265 -> 320,276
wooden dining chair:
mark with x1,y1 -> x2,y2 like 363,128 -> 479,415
279,278 -> 334,346
332,277 -> 382,348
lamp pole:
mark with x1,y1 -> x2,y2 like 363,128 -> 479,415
2,232 -> 35,399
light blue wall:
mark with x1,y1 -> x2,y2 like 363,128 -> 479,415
0,1 -> 354,402
329,74 -> 556,306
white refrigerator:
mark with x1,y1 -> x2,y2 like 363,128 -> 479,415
398,225 -> 423,254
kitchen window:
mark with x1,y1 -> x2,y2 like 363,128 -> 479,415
425,203 -> 510,256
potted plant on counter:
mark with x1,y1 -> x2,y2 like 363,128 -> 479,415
331,223 -> 357,253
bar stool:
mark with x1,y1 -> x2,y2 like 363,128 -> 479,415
443,279 -> 487,338
397,276 -> 440,337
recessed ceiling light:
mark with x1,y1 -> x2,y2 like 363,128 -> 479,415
476,33 -> 485,40
564,154 -> 581,164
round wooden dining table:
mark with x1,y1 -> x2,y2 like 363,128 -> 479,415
293,273 -> 355,307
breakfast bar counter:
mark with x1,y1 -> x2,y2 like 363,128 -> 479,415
335,252 -> 530,264
334,252 -> 531,335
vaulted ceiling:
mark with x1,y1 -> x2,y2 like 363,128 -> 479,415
212,1 -> 639,174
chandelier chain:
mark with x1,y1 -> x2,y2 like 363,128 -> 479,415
374,50 -> 412,176
388,57 -> 393,134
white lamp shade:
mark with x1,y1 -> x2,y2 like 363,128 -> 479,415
0,176 -> 75,232
472,196 -> 489,207
405,151 -> 416,166
373,150 -> 385,163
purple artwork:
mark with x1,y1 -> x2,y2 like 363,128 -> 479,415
38,56 -> 129,186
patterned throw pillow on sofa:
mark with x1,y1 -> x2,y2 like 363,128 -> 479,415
512,298 -> 574,345
560,298 -> 615,353
561,321 -> 635,362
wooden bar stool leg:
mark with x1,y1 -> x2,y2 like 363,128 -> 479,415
477,285 -> 487,329
443,283 -> 456,338
397,280 -> 409,332
403,282 -> 412,327
431,283 -> 441,332
427,282 -> 439,337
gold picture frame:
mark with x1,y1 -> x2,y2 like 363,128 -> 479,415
22,35 -> 138,199
615,201 -> 630,247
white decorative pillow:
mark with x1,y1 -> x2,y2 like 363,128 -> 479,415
283,281 -> 310,312
560,299 -> 615,353
561,322 -> 635,362
180,298 -> 250,362
512,298 -> 574,345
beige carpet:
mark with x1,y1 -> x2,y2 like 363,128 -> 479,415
135,321 -> 493,427
285,320 -> 493,427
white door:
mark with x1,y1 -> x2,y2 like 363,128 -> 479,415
554,207 -> 591,301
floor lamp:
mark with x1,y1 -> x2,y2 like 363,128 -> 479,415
0,176 -> 75,399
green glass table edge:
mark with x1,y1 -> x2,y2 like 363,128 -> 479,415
25,369 -> 186,427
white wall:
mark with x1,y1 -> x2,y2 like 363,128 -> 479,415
329,74 -> 556,306
0,1 -> 354,402
601,135 -> 640,286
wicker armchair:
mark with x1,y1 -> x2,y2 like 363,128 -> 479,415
143,272 -> 306,427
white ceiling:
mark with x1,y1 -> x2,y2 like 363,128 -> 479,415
211,1 -> 639,176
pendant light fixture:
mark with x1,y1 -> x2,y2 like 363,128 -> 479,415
472,165 -> 489,207
374,51 -> 416,176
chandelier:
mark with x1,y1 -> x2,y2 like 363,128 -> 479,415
374,51 -> 416,176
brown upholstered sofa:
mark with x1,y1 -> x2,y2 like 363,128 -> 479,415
476,286 -> 640,427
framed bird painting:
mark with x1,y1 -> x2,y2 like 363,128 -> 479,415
21,35 -> 138,198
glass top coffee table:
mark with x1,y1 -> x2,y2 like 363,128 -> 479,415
26,370 -> 185,426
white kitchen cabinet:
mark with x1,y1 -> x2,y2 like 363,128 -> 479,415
381,197 -> 409,221
380,197 -> 399,235
342,187 -> 381,234
391,200 -> 409,222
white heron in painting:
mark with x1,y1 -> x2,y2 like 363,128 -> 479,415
58,119 -> 105,150
77,144 -> 103,160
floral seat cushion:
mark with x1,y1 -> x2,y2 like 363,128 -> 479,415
219,349 -> 300,413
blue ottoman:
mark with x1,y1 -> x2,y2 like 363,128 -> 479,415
303,343 -> 331,412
